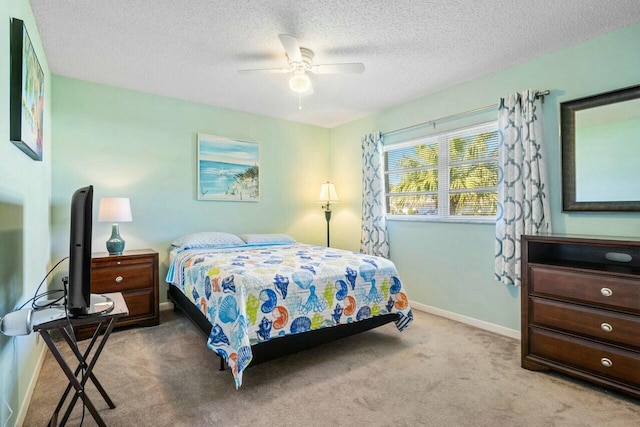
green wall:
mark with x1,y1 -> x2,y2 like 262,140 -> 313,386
51,77 -> 331,297
329,23 -> 640,331
0,1 -> 52,425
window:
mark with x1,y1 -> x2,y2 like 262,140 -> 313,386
384,122 -> 499,221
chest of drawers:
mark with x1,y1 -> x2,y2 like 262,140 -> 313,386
76,249 -> 159,339
522,234 -> 640,398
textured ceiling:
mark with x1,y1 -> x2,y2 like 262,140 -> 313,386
30,0 -> 640,128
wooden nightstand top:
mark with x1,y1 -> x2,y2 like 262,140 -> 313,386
92,248 -> 158,260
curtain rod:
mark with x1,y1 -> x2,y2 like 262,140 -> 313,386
382,90 -> 550,137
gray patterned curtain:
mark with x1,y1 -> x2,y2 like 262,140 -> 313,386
361,132 -> 390,258
494,90 -> 551,286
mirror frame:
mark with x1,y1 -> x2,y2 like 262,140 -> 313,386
561,84 -> 640,211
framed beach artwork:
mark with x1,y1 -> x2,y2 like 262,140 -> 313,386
197,134 -> 260,201
10,18 -> 44,161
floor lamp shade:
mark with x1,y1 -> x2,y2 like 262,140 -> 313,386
318,182 -> 339,247
98,198 -> 132,255
318,182 -> 339,204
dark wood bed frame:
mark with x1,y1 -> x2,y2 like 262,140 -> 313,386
167,285 -> 398,369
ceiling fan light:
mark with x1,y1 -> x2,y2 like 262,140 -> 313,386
289,72 -> 311,93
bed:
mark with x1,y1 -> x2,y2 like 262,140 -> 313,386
166,232 -> 413,388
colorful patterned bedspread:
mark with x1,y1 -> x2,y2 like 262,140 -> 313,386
166,243 -> 413,388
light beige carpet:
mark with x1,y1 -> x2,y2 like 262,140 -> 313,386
24,309 -> 640,426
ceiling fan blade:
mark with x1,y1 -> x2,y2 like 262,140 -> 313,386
237,68 -> 292,74
278,34 -> 302,63
311,63 -> 365,74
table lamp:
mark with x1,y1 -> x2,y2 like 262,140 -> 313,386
98,198 -> 132,255
318,182 -> 339,247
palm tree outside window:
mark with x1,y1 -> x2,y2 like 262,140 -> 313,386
384,122 -> 499,221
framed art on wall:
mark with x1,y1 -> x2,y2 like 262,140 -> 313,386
10,18 -> 45,161
197,134 -> 260,201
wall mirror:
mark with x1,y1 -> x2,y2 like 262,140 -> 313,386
561,84 -> 640,211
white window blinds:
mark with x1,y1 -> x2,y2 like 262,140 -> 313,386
384,121 -> 499,221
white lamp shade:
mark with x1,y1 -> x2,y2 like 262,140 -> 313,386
98,198 -> 132,222
318,182 -> 339,203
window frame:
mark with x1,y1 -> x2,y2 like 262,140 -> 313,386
383,121 -> 499,224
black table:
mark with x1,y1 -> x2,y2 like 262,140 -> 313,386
33,293 -> 128,427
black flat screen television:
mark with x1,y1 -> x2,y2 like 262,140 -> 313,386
67,185 -> 93,316
67,185 -> 114,317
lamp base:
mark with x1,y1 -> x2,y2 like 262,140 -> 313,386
106,223 -> 125,255
324,209 -> 332,247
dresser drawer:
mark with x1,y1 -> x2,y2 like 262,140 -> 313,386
530,297 -> 640,349
92,262 -> 153,292
529,327 -> 640,387
529,265 -> 640,313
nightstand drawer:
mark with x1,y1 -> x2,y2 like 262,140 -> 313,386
92,263 -> 153,292
122,289 -> 154,320
530,297 -> 640,349
530,265 -> 640,313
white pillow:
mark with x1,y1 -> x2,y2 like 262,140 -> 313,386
171,232 -> 245,249
239,233 -> 297,245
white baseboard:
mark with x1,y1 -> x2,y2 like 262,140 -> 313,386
159,301 -> 173,311
410,300 -> 520,340
15,341 -> 47,427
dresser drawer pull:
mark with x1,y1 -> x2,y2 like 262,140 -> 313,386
115,276 -> 124,283
600,322 -> 613,333
600,287 -> 613,297
600,357 -> 613,368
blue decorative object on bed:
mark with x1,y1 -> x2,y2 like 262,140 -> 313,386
167,240 -> 413,388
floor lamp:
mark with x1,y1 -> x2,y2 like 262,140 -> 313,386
318,182 -> 339,247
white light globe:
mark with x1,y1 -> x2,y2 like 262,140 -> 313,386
289,72 -> 311,93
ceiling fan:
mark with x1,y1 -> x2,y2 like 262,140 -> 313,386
238,34 -> 365,102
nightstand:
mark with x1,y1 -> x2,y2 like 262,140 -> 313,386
76,249 -> 159,339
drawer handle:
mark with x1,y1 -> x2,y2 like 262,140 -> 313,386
600,357 -> 613,368
115,276 -> 124,283
600,322 -> 613,333
600,287 -> 613,297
